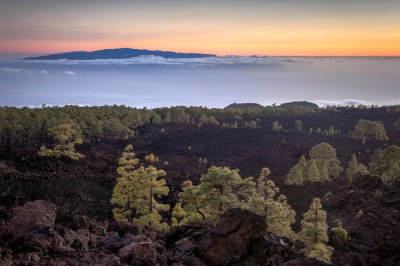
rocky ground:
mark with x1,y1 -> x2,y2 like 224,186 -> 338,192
0,108 -> 399,265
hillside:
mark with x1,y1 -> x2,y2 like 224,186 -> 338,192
280,101 -> 319,109
23,48 -> 217,60
0,106 -> 399,265
224,103 -> 264,109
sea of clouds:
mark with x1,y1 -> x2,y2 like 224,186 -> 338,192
1,56 -> 399,108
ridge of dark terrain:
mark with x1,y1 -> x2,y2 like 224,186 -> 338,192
224,103 -> 264,109
23,48 -> 217,60
279,101 -> 319,109
0,108 -> 399,265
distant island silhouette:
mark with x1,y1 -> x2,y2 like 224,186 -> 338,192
23,48 -> 217,60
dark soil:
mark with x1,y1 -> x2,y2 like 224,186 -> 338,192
0,108 -> 399,265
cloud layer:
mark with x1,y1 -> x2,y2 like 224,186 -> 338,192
1,67 -> 23,72
315,99 -> 371,107
1,56 -> 399,108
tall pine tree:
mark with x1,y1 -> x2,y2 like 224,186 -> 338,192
110,146 -> 170,231
310,142 -> 343,179
179,166 -> 255,223
132,154 -> 170,231
299,198 -> 333,264
110,145 -> 139,221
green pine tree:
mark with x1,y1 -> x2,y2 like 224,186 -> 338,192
319,161 -> 330,182
327,126 -> 335,136
266,195 -> 297,240
248,170 -> 278,213
248,169 -> 297,240
299,198 -> 333,264
307,159 -> 321,182
110,146 -> 170,231
286,156 -> 307,185
132,156 -> 170,231
179,166 -> 255,223
369,145 -> 400,185
345,153 -> 368,181
310,142 -> 343,179
110,145 -> 139,221
38,120 -> 85,160
171,203 -> 187,227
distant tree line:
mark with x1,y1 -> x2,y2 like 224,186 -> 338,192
1,105 -> 397,145
0,105 -> 316,145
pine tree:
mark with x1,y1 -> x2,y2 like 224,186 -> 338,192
354,119 -> 389,141
345,153 -> 368,181
38,120 -> 85,160
171,203 -> 187,227
299,155 -> 307,176
286,164 -> 304,185
256,168 -> 278,200
299,198 -> 333,264
179,180 -> 209,222
266,195 -> 297,240
294,120 -> 303,130
286,156 -> 307,185
319,161 -> 330,182
272,121 -> 283,131
178,181 -> 207,224
248,170 -> 297,240
110,146 -> 170,231
307,159 -> 321,182
200,166 -> 255,220
327,126 -> 335,136
179,166 -> 256,223
369,145 -> 400,185
132,156 -> 170,231
310,142 -> 343,178
110,145 -> 139,221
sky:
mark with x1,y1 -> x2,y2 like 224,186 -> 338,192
1,0 -> 400,56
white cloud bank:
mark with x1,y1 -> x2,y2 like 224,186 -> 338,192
65,71 -> 76,75
315,99 -> 371,107
41,70 -> 48,74
16,55 -> 278,66
1,67 -> 23,72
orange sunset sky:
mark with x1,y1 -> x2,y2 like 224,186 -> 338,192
1,0 -> 400,56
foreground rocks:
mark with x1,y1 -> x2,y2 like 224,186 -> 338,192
167,208 -> 299,265
2,174 -> 400,266
0,200 -> 167,265
0,201 -> 300,265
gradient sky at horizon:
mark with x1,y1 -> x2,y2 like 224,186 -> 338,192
1,0 -> 400,56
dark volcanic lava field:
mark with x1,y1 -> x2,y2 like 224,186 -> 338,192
1,107 -> 400,265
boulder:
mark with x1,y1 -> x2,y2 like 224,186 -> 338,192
6,200 -> 57,237
191,208 -> 298,265
118,235 -> 167,266
60,228 -> 90,251
23,228 -> 63,252
196,208 -> 260,264
0,200 -> 64,253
